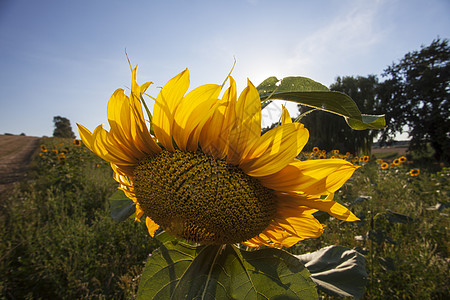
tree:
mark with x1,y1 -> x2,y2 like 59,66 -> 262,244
378,38 -> 450,162
53,116 -> 75,138
298,75 -> 379,154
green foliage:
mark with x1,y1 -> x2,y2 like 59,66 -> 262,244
378,38 -> 450,162
256,76 -> 385,132
294,75 -> 380,154
1,138 -> 448,299
290,160 -> 449,299
0,138 -> 156,299
138,233 -> 317,299
53,116 -> 76,138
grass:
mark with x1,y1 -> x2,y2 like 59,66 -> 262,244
0,138 -> 157,299
0,139 -> 448,299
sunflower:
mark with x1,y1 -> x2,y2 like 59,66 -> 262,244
399,156 -> 407,163
312,146 -> 320,153
410,169 -> 420,176
74,139 -> 82,146
77,66 -> 359,248
393,158 -> 401,165
40,145 -> 47,152
362,155 -> 369,162
381,162 -> 389,169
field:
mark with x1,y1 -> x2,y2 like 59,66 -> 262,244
0,136 -> 448,299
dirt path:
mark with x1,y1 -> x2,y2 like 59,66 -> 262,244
0,135 -> 40,193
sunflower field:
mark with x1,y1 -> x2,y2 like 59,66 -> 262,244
0,137 -> 447,299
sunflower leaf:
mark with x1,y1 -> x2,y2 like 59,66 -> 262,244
108,189 -> 136,222
296,245 -> 368,299
137,241 -> 317,299
257,76 -> 385,130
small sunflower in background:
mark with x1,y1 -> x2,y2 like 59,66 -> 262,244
74,139 -> 82,146
78,66 -> 359,248
393,158 -> 401,165
312,146 -> 319,153
40,145 -> 47,152
410,169 -> 420,176
381,162 -> 389,169
399,156 -> 407,163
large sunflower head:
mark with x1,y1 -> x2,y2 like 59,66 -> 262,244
78,66 -> 359,248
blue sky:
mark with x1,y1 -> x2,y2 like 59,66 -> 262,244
0,0 -> 449,138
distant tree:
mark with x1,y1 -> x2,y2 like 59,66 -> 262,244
298,75 -> 379,154
378,38 -> 450,162
53,116 -> 75,138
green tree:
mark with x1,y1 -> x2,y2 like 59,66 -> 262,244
298,75 -> 379,154
53,116 -> 75,138
377,38 -> 450,162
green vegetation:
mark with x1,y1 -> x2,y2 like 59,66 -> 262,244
0,138 -> 156,299
291,152 -> 449,299
1,138 -> 448,299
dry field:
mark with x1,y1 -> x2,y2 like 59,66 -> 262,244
0,135 -> 40,192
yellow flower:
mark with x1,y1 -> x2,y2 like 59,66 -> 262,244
312,146 -> 319,153
381,162 -> 389,169
410,169 -> 420,176
399,156 -> 407,163
74,139 -> 82,146
40,145 -> 47,152
393,158 -> 400,165
77,66 -> 359,248
363,155 -> 369,162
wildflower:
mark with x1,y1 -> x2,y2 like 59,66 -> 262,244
40,145 -> 47,152
363,155 -> 369,162
74,139 -> 82,146
393,158 -> 400,165
410,169 -> 420,176
381,162 -> 389,169
352,156 -> 359,163
399,156 -> 407,163
312,147 -> 319,153
78,66 -> 358,248
318,154 -> 326,159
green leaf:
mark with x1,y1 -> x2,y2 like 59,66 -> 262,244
138,239 -> 317,299
296,246 -> 368,299
257,76 -> 385,130
108,189 -> 136,222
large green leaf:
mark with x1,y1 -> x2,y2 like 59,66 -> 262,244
296,246 -> 367,299
108,189 -> 136,222
137,234 -> 317,299
257,76 -> 385,130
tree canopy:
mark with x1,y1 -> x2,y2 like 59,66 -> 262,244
378,38 -> 449,162
53,116 -> 75,139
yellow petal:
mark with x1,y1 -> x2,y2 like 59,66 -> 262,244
173,84 -> 221,151
153,69 -> 190,151
259,158 -> 358,196
276,193 -> 359,222
199,76 -> 237,158
135,203 -> 144,221
91,125 -> 137,165
274,209 -> 324,241
145,217 -> 160,237
240,123 -> 308,177
281,105 -> 292,124
227,79 -> 261,164
77,123 -> 95,152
